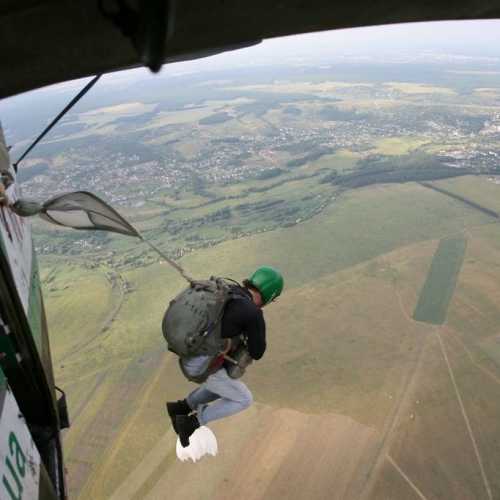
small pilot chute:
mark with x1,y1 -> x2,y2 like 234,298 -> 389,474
39,191 -> 140,236
11,191 -> 138,236
12,190 -> 194,282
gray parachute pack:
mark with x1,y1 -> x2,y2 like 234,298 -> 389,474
162,277 -> 247,382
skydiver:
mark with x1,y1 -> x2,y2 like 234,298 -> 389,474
166,266 -> 284,447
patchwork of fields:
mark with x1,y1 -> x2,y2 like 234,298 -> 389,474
19,62 -> 500,500
40,175 -> 500,500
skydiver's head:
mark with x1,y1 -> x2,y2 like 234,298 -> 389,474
243,266 -> 284,308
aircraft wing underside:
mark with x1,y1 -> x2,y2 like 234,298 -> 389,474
2,0 -> 500,98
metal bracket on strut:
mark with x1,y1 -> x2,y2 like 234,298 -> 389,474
98,0 -> 175,73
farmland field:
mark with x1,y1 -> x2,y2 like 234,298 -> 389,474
7,57 -> 500,500
413,236 -> 467,324
39,177 -> 500,500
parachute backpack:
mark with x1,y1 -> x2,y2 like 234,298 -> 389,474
162,277 -> 244,383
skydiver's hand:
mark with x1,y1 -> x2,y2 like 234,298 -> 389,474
0,184 -> 8,207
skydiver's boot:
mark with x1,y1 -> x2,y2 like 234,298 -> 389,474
166,399 -> 191,434
176,414 -> 200,447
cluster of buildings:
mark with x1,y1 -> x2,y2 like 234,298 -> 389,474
22,95 -> 500,265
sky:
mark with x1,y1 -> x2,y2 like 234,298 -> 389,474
185,19 -> 500,69
7,19 -> 500,98
2,19 -> 500,147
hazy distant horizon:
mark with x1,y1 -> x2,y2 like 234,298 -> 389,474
5,19 -> 500,99
2,19 -> 500,148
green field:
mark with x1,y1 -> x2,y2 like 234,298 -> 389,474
26,64 -> 500,500
370,136 -> 430,155
38,175 -> 500,499
433,175 -> 500,213
413,236 -> 467,324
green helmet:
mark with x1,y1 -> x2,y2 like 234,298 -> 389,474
247,266 -> 284,305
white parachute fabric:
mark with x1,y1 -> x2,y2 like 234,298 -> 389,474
44,209 -> 94,228
39,191 -> 140,237
175,426 -> 218,462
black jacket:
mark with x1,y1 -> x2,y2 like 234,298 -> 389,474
221,288 -> 266,360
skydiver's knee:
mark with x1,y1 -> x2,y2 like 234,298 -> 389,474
239,388 -> 253,409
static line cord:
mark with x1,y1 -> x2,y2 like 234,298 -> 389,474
13,74 -> 102,171
140,236 -> 194,284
